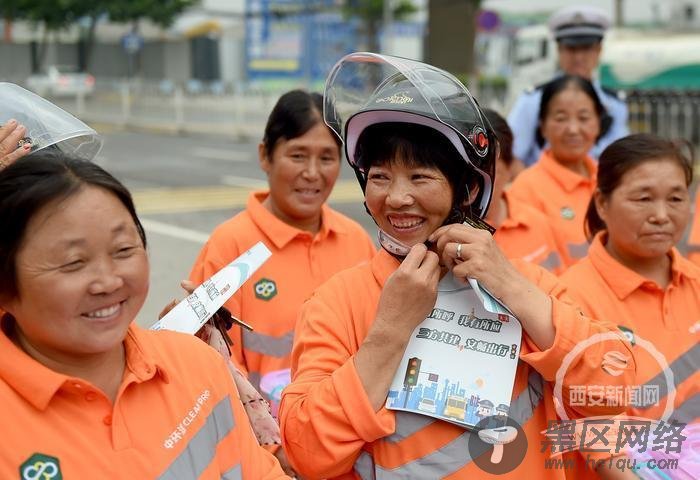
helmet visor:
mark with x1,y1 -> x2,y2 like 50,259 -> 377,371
324,52 -> 492,171
0,82 -> 102,160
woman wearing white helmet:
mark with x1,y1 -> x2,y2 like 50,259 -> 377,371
278,53 -> 635,479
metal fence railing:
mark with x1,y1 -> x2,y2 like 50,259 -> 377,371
627,90 -> 700,146
41,78 -> 290,139
21,76 -> 700,150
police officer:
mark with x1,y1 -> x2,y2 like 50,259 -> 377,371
507,5 -> 628,167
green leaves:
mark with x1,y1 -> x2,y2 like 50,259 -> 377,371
1,0 -> 197,30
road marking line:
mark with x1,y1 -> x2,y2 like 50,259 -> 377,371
191,147 -> 251,162
132,180 -> 364,215
221,175 -> 267,187
141,218 -> 210,244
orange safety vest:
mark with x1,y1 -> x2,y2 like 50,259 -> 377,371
190,191 -> 375,393
507,149 -> 597,266
495,190 -> 568,275
561,233 -> 700,476
280,249 -> 635,479
0,323 -> 289,479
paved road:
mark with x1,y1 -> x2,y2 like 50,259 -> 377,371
94,128 -> 376,326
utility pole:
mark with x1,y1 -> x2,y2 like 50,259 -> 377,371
614,0 -> 624,27
383,0 -> 394,54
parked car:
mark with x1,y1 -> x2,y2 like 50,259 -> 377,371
418,397 -> 437,414
26,66 -> 95,97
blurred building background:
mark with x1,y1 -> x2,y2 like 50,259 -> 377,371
1,0 -> 699,144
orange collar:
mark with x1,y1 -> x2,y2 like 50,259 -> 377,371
499,190 -> 527,230
0,323 -> 167,411
370,249 -> 402,288
538,149 -> 597,193
588,232 -> 698,300
246,191 -> 346,250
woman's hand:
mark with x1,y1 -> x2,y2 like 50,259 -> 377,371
429,224 -> 555,351
375,243 -> 441,333
429,224 -> 520,298
158,280 -> 196,319
0,120 -> 31,170
354,243 -> 441,410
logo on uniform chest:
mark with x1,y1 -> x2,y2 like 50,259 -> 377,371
20,453 -> 62,480
254,278 -> 278,301
560,206 -> 575,220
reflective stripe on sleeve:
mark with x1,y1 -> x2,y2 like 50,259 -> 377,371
637,343 -> 700,409
567,242 -> 590,260
539,251 -> 562,271
222,464 -> 242,480
157,396 -> 236,480
242,329 -> 294,357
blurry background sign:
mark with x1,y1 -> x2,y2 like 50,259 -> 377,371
244,0 -> 359,85
121,31 -> 144,78
477,9 -> 501,32
121,31 -> 144,55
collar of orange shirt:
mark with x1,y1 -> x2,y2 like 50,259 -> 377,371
0,323 -> 168,411
588,231 -> 698,300
247,190 -> 348,250
538,149 -> 597,193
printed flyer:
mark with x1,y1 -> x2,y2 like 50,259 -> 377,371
386,273 -> 522,429
151,242 -> 271,334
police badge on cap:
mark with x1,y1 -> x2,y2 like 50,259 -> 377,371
548,5 -> 610,47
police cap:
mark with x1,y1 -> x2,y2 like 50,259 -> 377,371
548,5 -> 610,47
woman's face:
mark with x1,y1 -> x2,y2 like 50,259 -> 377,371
365,158 -> 453,247
540,87 -> 600,164
2,186 -> 149,362
259,122 -> 341,230
596,158 -> 690,264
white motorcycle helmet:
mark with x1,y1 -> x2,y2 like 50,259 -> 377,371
323,53 -> 497,255
0,82 -> 102,160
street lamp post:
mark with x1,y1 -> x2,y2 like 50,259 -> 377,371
383,0 -> 394,54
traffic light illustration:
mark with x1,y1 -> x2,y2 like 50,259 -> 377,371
403,357 -> 422,387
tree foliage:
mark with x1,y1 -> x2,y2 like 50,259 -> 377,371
103,0 -> 198,28
1,0 -> 196,29
1,0 -> 197,71
343,0 -> 417,53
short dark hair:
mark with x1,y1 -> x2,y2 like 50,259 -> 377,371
482,108 -> 513,166
355,122 -> 479,222
584,133 -> 694,240
262,89 -> 341,158
536,75 -> 611,148
0,151 -> 147,299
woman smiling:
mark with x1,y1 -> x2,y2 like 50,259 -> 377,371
0,153 -> 288,479
278,53 -> 634,480
508,75 -> 608,266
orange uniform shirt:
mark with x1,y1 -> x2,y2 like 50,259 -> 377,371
560,233 -> 700,477
279,249 -> 635,480
560,233 -> 699,423
507,150 -> 597,266
189,191 -> 375,392
0,322 -> 288,479
494,191 -> 568,275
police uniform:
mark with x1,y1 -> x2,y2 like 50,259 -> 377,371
507,5 -> 629,167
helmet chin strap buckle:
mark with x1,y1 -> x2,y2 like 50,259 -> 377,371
377,230 -> 412,258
